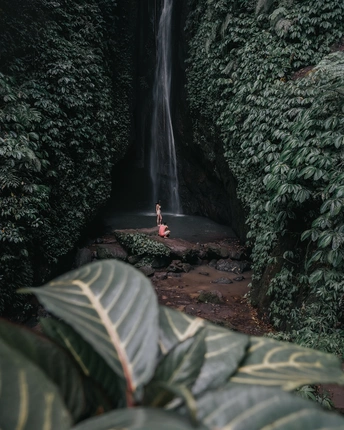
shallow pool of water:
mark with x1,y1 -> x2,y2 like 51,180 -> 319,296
102,210 -> 237,243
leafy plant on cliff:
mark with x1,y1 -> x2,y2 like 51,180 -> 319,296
0,0 -> 135,316
185,0 -> 344,354
1,259 -> 344,429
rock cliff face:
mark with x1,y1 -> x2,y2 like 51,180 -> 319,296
111,0 -> 247,242
170,0 -> 247,241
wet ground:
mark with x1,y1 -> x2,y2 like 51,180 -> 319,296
100,210 -> 344,412
151,264 -> 273,336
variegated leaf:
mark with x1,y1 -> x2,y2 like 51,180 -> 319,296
197,385 -> 344,430
145,328 -> 206,407
0,339 -> 71,430
72,407 -> 208,430
0,318 -> 86,422
159,306 -> 205,355
192,323 -> 249,396
229,337 -> 344,390
40,317 -> 126,408
21,260 -> 159,403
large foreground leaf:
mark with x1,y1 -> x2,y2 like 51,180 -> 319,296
192,323 -> 249,396
0,318 -> 86,422
0,340 -> 71,430
229,337 -> 344,390
159,308 -> 249,396
22,260 -> 159,403
72,407 -> 208,430
159,306 -> 205,355
40,317 -> 126,408
144,328 -> 206,407
197,385 -> 344,429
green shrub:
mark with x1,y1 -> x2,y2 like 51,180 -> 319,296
115,232 -> 171,258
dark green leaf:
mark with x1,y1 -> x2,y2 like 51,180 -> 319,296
40,317 -> 126,408
144,329 -> 206,407
72,407 -> 208,430
21,260 -> 159,403
0,318 -> 86,422
228,337 -> 344,390
192,323 -> 249,396
159,306 -> 205,355
197,386 -> 344,429
0,340 -> 71,429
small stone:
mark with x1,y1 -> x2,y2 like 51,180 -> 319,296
169,273 -> 182,278
155,272 -> 168,280
212,277 -> 233,284
197,290 -> 224,304
138,266 -> 155,277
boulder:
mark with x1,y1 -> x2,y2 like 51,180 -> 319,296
215,259 -> 249,274
227,248 -> 246,260
197,290 -> 224,304
96,244 -> 128,261
208,259 -> 218,268
212,277 -> 233,284
182,263 -> 192,273
204,242 -> 230,259
167,260 -> 184,273
154,272 -> 168,280
160,238 -> 200,263
128,255 -> 142,265
151,256 -> 171,269
75,248 -> 93,268
138,266 -> 155,277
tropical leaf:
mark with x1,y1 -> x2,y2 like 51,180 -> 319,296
40,317 -> 126,408
158,306 -> 205,355
0,339 -> 72,430
192,323 -> 249,396
72,407 -> 208,430
197,385 -> 344,430
21,260 -> 159,405
0,318 -> 86,422
228,337 -> 344,390
144,328 -> 206,407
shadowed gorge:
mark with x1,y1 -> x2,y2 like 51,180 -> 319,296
1,0 -> 344,372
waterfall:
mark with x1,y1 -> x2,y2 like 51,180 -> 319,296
150,0 -> 181,214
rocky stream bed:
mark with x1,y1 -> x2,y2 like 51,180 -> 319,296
73,225 -> 344,413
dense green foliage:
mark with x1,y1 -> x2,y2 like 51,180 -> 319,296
115,231 -> 171,258
185,0 -> 344,354
0,0 -> 135,316
2,259 -> 344,429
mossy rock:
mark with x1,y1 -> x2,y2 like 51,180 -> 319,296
114,232 -> 170,258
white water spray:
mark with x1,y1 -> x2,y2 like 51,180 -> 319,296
150,0 -> 181,214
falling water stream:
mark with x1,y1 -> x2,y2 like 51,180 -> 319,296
150,0 -> 181,214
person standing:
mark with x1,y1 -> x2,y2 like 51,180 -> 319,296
156,201 -> 162,226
